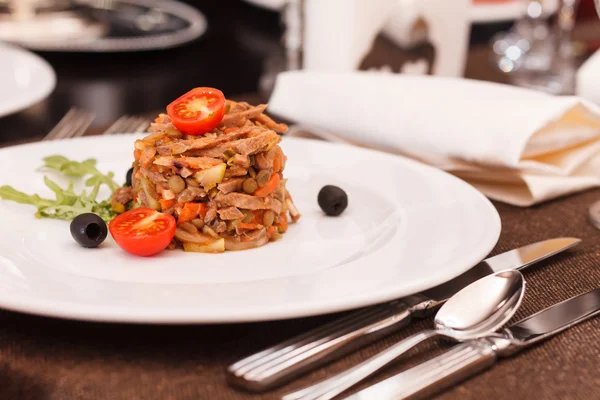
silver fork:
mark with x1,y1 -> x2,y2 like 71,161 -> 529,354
102,115 -> 151,135
42,107 -> 96,141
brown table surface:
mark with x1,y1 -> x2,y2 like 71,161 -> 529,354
2,2 -> 600,399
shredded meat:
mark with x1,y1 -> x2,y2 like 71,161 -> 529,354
255,113 -> 288,133
218,177 -> 245,194
234,130 -> 280,155
145,170 -> 168,185
204,205 -> 218,224
154,156 -> 222,169
218,207 -> 244,220
254,152 -> 271,170
139,147 -> 157,169
233,154 -> 250,169
225,165 -> 248,178
212,219 -> 227,234
215,192 -> 283,213
157,126 -> 255,155
112,187 -> 134,204
227,101 -> 252,114
177,187 -> 206,203
219,104 -> 267,128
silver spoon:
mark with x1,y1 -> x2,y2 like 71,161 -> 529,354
283,269 -> 525,400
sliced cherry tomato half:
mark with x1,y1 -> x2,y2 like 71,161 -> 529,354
167,87 -> 226,136
109,208 -> 176,257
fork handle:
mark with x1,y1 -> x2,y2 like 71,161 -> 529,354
347,340 -> 497,400
227,301 -> 413,392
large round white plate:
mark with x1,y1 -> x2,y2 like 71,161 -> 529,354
0,0 -> 208,53
0,135 -> 500,324
0,42 -> 56,118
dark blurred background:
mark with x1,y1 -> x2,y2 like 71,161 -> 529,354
1,0 -> 599,144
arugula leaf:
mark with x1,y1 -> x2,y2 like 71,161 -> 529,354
0,155 -> 122,223
42,155 -> 120,191
0,185 -> 54,207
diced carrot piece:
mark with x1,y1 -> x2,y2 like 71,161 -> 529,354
159,198 -> 176,211
278,212 -> 288,232
239,222 -> 261,230
177,202 -> 204,224
254,174 -> 281,198
248,210 -> 263,224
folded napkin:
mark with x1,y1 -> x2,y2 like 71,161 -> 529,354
269,71 -> 600,206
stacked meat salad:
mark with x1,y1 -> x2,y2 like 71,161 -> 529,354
118,87 -> 300,253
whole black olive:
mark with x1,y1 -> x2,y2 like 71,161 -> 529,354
70,213 -> 108,248
125,167 -> 134,187
318,185 -> 348,216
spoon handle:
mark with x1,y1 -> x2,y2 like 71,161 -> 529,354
282,330 -> 440,400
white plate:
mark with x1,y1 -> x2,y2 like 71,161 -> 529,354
0,42 -> 56,118
0,135 -> 500,324
0,0 -> 208,53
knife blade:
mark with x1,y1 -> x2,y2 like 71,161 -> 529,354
348,287 -> 600,400
227,238 -> 580,392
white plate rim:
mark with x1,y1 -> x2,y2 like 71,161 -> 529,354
0,43 -> 56,118
0,135 -> 501,324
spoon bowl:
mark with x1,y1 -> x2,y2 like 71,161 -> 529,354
435,269 -> 525,340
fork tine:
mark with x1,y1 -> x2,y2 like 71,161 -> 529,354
121,116 -> 140,133
103,115 -> 130,135
71,112 -> 96,138
133,118 -> 150,133
129,117 -> 150,133
55,111 -> 88,140
104,115 -> 151,135
53,112 -> 84,140
43,108 -> 78,141
125,116 -> 148,133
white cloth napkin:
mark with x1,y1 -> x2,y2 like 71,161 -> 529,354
269,71 -> 600,206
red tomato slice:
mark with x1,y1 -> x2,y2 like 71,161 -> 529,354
166,87 -> 226,135
109,208 -> 176,257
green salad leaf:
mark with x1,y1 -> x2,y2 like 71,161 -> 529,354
0,155 -> 122,222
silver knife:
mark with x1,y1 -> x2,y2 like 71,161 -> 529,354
227,238 -> 581,392
348,287 -> 600,400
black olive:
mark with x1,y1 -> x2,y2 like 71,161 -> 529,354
318,185 -> 348,216
125,167 -> 133,187
70,213 -> 108,248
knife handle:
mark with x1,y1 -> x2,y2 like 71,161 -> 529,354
227,301 -> 413,392
347,340 -> 497,400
